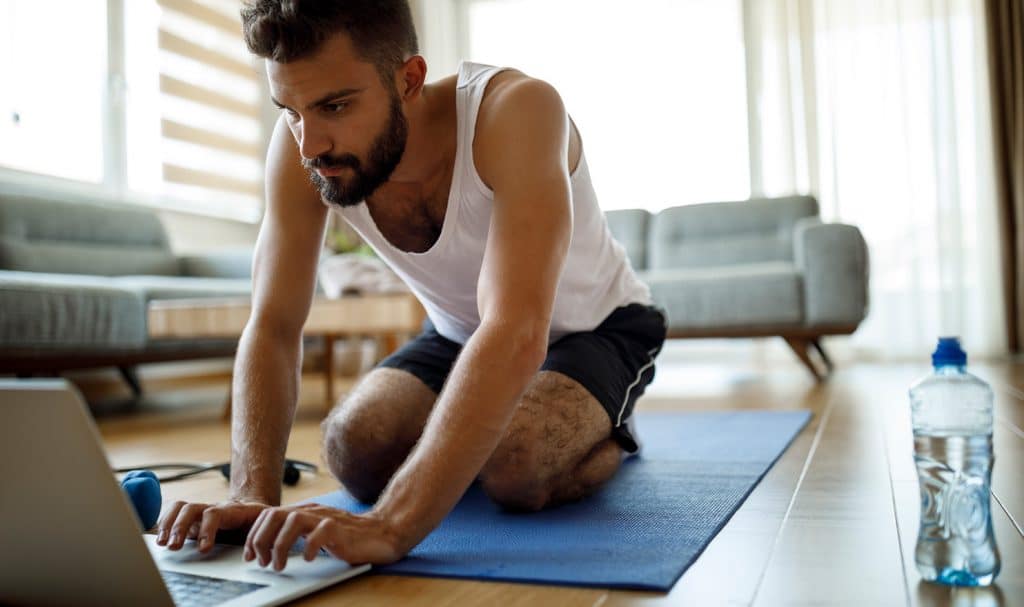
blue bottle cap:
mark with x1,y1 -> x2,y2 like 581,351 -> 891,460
932,336 -> 967,368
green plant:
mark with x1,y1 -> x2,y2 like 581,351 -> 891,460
327,229 -> 376,257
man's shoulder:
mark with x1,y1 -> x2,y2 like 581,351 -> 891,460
478,69 -> 561,121
473,69 -> 568,188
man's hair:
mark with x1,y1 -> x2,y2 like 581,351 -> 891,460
240,1 -> 419,82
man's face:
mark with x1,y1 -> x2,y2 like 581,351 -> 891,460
267,34 -> 408,207
303,89 -> 407,208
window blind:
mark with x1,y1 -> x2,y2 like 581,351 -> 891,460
145,0 -> 265,220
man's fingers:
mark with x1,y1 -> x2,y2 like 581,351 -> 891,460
271,512 -> 316,571
156,500 -> 187,545
197,508 -> 222,552
169,503 -> 207,549
244,508 -> 272,562
251,508 -> 291,567
303,519 -> 336,562
156,501 -> 269,554
253,509 -> 293,567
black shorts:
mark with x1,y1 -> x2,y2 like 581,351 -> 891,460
376,302 -> 668,454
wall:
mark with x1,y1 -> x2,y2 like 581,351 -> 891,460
158,208 -> 260,253
409,0 -> 462,81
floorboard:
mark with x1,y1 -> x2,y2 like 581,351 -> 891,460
86,353 -> 1022,606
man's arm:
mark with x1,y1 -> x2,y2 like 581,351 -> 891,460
230,114 -> 328,506
158,115 -> 327,553
372,76 -> 573,552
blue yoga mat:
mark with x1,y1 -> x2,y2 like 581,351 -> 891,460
299,410 -> 811,591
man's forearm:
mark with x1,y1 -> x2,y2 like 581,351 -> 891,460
228,323 -> 302,506
370,322 -> 544,551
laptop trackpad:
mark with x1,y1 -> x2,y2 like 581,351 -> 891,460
158,541 -> 238,563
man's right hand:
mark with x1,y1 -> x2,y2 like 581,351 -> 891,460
156,499 -> 270,553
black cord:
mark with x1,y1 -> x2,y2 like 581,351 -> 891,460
114,459 -> 319,484
113,463 -> 224,483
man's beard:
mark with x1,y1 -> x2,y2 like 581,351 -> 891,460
303,93 -> 408,208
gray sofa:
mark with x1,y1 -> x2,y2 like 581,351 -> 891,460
606,195 -> 869,379
0,190 -> 253,393
2,189 -> 864,388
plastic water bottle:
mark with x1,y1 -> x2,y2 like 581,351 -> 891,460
909,337 -> 1000,586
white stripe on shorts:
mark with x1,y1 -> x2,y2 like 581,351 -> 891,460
615,306 -> 668,428
615,349 -> 658,428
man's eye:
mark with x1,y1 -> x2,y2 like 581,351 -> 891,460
323,102 -> 348,113
283,108 -> 298,119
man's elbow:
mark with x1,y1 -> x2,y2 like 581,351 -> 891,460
479,317 -> 548,373
243,313 -> 304,350
515,333 -> 548,373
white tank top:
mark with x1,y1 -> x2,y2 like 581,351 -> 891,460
335,61 -> 651,345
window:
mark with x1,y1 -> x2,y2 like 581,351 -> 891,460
0,0 -> 267,222
0,1 -> 108,183
461,0 -> 751,211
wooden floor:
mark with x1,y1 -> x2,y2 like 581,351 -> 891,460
90,349 -> 1023,606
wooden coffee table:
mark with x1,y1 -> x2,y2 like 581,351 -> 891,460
147,294 -> 426,418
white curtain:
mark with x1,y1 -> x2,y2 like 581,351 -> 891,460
427,0 -> 752,213
413,0 -> 1008,361
408,0 -> 462,82
747,0 -> 1007,359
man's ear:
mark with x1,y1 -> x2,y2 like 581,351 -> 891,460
399,55 -> 428,100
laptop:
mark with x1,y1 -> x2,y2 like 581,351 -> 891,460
0,379 -> 371,607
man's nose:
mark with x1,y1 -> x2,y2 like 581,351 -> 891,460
296,119 -> 331,162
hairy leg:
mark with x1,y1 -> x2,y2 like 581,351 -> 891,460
478,371 -> 623,511
546,438 -> 623,506
320,367 -> 437,504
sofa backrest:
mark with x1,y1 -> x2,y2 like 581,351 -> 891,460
604,208 -> 651,270
648,195 -> 819,270
0,191 -> 179,276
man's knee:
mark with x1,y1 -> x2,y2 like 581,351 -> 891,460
319,409 -> 387,503
320,368 -> 436,503
477,416 -> 551,512
321,397 -> 413,504
479,472 -> 550,512
477,371 -> 612,512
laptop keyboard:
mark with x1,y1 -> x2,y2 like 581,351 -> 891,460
160,570 -> 268,607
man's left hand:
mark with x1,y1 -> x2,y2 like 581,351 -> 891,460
244,503 -> 404,571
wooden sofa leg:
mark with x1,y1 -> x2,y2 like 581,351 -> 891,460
811,339 -> 834,371
783,337 -> 827,382
118,365 -> 143,398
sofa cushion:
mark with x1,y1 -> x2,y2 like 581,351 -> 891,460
178,248 -> 253,279
648,196 -> 818,270
0,192 -> 178,276
640,262 -> 804,329
113,276 -> 252,301
0,271 -> 147,349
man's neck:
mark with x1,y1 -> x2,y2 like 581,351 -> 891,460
376,78 -> 457,194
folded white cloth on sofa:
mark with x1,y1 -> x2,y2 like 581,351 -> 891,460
318,254 -> 409,297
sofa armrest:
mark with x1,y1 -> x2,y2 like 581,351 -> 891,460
0,270 -> 147,349
794,218 -> 870,327
178,248 -> 253,279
